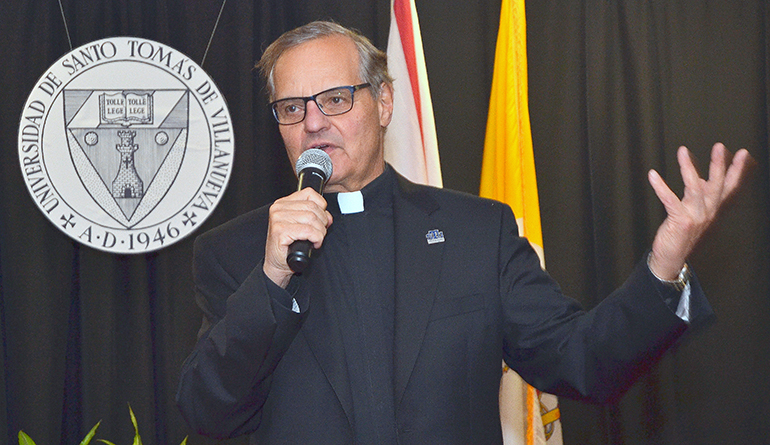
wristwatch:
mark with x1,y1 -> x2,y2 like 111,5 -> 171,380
648,253 -> 692,292
661,263 -> 691,291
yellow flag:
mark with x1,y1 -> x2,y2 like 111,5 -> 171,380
480,0 -> 562,443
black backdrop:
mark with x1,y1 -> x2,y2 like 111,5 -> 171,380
1,1 -> 768,444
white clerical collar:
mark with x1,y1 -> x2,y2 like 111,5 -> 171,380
337,191 -> 364,214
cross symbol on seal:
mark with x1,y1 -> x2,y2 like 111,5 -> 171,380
182,211 -> 197,227
60,213 -> 76,229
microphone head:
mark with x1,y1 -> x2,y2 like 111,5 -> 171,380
295,148 -> 333,180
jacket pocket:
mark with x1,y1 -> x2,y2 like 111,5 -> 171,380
429,293 -> 485,321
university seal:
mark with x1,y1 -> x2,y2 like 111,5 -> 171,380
18,37 -> 233,253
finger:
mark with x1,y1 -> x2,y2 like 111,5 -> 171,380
677,146 -> 703,194
294,187 -> 328,208
269,216 -> 328,254
721,148 -> 754,200
648,168 -> 681,212
276,206 -> 329,239
272,193 -> 330,227
324,210 -> 334,228
301,191 -> 333,228
707,142 -> 728,189
699,143 -> 730,211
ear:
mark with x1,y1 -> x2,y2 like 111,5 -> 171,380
377,82 -> 394,128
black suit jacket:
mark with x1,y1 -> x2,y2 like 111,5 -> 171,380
176,170 -> 710,443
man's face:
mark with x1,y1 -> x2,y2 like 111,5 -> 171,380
272,35 -> 393,193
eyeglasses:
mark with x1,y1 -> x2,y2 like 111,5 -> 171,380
269,83 -> 371,125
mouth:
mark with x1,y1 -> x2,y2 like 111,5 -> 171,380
307,143 -> 334,153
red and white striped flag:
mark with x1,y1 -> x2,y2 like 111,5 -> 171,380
384,0 -> 442,187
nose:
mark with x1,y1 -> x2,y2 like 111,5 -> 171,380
303,99 -> 330,133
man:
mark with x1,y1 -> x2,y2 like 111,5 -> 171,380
176,21 -> 751,443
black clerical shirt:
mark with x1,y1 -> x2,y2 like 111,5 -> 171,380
282,167 -> 400,443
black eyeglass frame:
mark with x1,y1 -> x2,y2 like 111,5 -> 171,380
269,83 -> 372,125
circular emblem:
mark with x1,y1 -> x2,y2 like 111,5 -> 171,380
18,37 -> 233,253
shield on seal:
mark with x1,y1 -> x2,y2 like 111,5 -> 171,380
63,89 -> 189,228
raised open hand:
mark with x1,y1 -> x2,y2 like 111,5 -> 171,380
647,143 -> 753,280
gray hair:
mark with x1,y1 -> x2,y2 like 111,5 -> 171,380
256,21 -> 393,101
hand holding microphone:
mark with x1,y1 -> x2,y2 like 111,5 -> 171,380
262,149 -> 333,288
287,149 -> 333,273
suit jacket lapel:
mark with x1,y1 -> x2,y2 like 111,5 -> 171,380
392,174 -> 445,405
298,252 -> 355,426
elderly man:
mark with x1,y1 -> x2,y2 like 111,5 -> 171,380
176,21 -> 751,443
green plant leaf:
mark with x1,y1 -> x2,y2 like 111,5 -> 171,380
18,431 -> 36,445
79,420 -> 102,445
20,412 -> 188,445
128,403 -> 143,445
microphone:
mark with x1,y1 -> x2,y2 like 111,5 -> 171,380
287,148 -> 333,273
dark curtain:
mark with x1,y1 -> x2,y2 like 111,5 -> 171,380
0,1 -> 767,444
527,2 -> 770,444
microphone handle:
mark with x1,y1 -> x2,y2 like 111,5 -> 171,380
286,167 -> 327,273
287,240 -> 313,273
